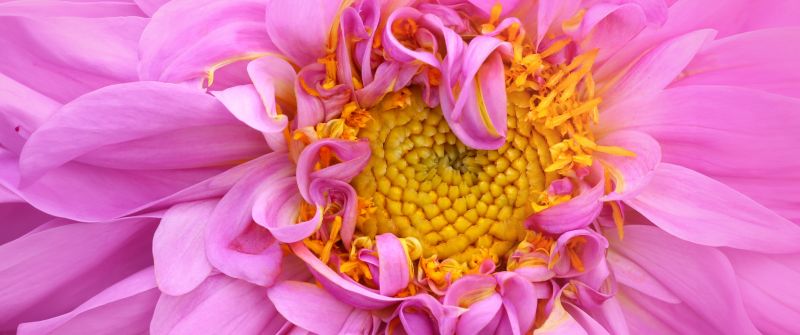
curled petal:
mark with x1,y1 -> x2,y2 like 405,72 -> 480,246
550,230 -> 609,278
388,294 -> 459,335
295,139 -> 371,201
526,176 -> 604,234
375,233 -> 411,297
597,130 -> 661,201
382,7 -> 440,67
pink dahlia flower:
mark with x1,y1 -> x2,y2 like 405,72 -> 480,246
2,0 -> 800,334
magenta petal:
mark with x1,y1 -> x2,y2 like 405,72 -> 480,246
134,0 -> 169,16
375,233 -> 411,297
626,163 -> 800,254
0,74 -> 60,154
495,272 -> 538,334
390,294 -> 458,335
596,130 -> 661,201
265,0 -> 340,66
382,7 -> 440,67
572,3 -> 647,62
0,218 -> 156,329
153,200 -> 215,296
0,0 -> 145,18
527,176 -> 604,234
267,281 -> 362,335
151,274 -> 285,334
17,268 -> 159,335
610,225 -> 759,334
0,202 -> 52,245
204,153 -> 294,286
535,290 -> 587,335
213,84 -> 288,135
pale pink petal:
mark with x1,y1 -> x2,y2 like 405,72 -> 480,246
551,230 -> 609,278
602,29 -> 715,107
533,291 -> 587,335
151,274 -> 285,335
535,0 -> 581,47
252,177 -> 323,244
205,154 -> 294,286
571,3 -> 647,61
0,15 -> 145,103
600,86 -> 800,223
626,166 -> 800,254
139,0 -> 277,83
382,7 -> 441,67
267,281 -> 361,335
562,303 -> 611,335
265,0 -> 341,66
0,218 -> 156,330
724,250 -> 800,334
18,267 -> 159,335
495,272 -> 538,334
672,27 -> 800,98
610,225 -> 760,334
153,200 -> 216,296
596,130 -> 661,201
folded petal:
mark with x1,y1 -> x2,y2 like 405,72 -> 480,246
134,0 -> 169,16
610,225 -> 760,334
139,0 -> 277,83
0,218 -> 156,330
295,139 -> 371,201
151,274 -> 285,334
0,202 -> 52,245
570,3 -> 648,61
252,176 -> 322,244
205,153 -> 294,286
18,267 -> 159,335
265,0 -> 341,66
596,130 -> 661,201
0,15 -> 145,103
153,200 -> 216,296
672,27 -> 800,98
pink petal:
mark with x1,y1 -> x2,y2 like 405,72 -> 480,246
672,27 -> 800,98
611,225 -> 759,334
626,164 -> 800,254
381,7 -> 441,67
151,274 -> 286,334
139,0 -> 277,83
0,218 -> 156,329
535,0 -> 581,47
570,3 -> 647,61
495,272 -> 538,334
134,0 -> 169,16
153,200 -> 216,296
550,229 -> 609,278
0,15 -> 145,103
267,281 -> 363,335
18,267 -> 159,335
205,155 -> 294,286
375,233 -> 411,297
0,73 -> 60,154
19,81 -> 264,183
526,176 -> 604,234
602,29 -> 715,107
264,0 -> 340,66
724,250 -> 800,334
533,290 -> 587,335
596,130 -> 661,201
601,86 -> 800,223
